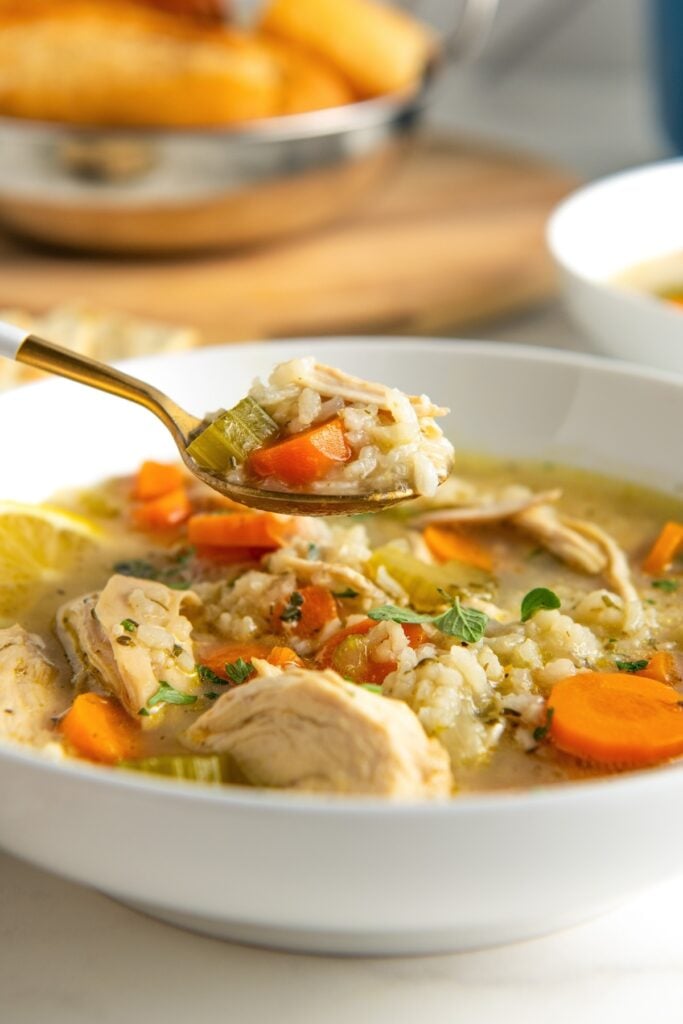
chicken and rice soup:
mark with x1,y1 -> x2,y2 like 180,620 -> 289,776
187,359 -> 454,497
2,452 -> 683,798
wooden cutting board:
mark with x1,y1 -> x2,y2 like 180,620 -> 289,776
0,136 -> 577,343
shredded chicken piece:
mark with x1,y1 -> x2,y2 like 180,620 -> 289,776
288,360 -> 448,418
184,666 -> 452,798
265,550 -> 387,603
57,575 -> 199,721
513,505 -> 608,575
411,489 -> 562,527
563,518 -> 644,634
0,625 -> 65,747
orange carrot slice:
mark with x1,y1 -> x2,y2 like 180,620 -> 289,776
316,618 -> 428,684
61,693 -> 141,764
187,512 -> 293,549
134,461 -> 185,501
198,642 -> 303,681
273,585 -> 338,637
194,545 -> 264,565
643,521 -> 683,575
423,524 -> 493,572
266,646 -> 305,669
247,416 -> 352,486
548,671 -> 683,766
637,652 -> 679,685
132,486 -> 192,531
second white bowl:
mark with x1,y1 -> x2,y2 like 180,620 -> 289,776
547,159 -> 683,372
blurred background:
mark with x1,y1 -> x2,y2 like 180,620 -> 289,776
441,0 -> 662,177
0,0 -> 676,370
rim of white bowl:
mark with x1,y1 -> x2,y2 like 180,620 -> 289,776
547,156 -> 683,282
2,336 -> 683,817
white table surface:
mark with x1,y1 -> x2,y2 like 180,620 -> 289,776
3,847 -> 683,1024
3,57 -> 682,1023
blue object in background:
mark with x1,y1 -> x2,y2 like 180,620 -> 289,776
653,0 -> 683,152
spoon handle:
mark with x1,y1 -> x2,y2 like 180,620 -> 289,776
0,320 -> 29,359
0,319 -> 201,447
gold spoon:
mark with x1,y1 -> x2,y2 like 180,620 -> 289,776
0,324 -> 418,516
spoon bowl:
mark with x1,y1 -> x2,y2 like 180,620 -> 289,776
0,322 -> 419,516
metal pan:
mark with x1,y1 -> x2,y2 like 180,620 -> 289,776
0,0 -> 498,254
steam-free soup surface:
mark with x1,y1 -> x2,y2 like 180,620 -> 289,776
2,453 -> 682,798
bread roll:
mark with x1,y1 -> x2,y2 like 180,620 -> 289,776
262,35 -> 355,115
261,0 -> 435,98
0,0 -> 279,125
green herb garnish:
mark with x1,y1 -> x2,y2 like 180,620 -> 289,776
615,659 -> 649,673
115,635 -> 134,647
333,588 -> 360,599
361,684 -> 383,694
114,559 -> 157,580
113,558 -> 191,590
432,596 -> 488,643
307,543 -> 321,561
653,579 -> 680,593
120,618 -> 138,633
224,658 -> 254,686
280,591 -> 304,623
197,664 -> 226,687
520,587 -> 561,622
367,605 -> 431,625
147,681 -> 198,709
532,706 -> 554,743
368,595 -> 487,643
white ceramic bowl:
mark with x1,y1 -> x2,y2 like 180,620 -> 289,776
547,159 -> 683,373
2,338 -> 683,956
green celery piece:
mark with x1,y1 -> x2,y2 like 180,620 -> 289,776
367,544 -> 490,613
119,754 -> 244,784
187,397 -> 278,472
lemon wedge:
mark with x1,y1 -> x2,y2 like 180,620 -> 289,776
0,502 -> 104,620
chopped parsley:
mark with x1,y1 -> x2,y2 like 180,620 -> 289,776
361,684 -> 383,694
113,551 -> 193,590
520,587 -> 561,622
224,658 -> 254,686
532,706 -> 554,743
280,591 -> 304,624
120,618 -> 138,633
115,635 -> 134,647
307,543 -> 321,561
146,681 -> 198,710
615,659 -> 649,673
368,594 -> 487,644
114,559 -> 158,580
197,664 -> 226,687
652,579 -> 679,593
332,588 -> 360,600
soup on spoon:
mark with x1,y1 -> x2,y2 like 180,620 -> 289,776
186,357 -> 454,505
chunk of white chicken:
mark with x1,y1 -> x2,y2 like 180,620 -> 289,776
411,488 -> 562,527
57,575 -> 199,721
268,358 -> 449,418
412,488 -> 609,576
184,666 -> 452,798
563,517 -> 644,634
0,625 -> 65,747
